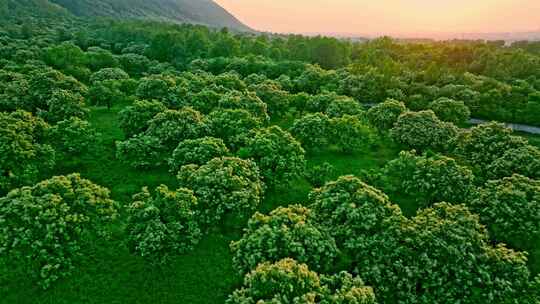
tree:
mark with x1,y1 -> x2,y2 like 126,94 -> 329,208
309,175 -> 404,258
455,122 -> 528,173
487,145 -> 540,180
381,203 -> 532,304
290,113 -> 331,152
116,135 -> 165,169
238,126 -> 306,187
329,115 -> 375,153
126,185 -> 201,265
206,109 -> 262,150
90,67 -> 129,84
428,97 -> 471,125
249,82 -> 290,117
169,137 -> 230,172
118,53 -> 151,77
391,110 -> 459,152
230,205 -> 338,275
177,157 -> 264,226
136,75 -> 176,103
471,174 -> 540,248
42,89 -> 88,123
218,91 -> 269,120
325,95 -> 364,118
118,100 -> 167,138
0,174 -> 117,288
367,99 -> 407,131
146,108 -> 207,150
0,110 -> 55,194
48,117 -> 98,157
87,80 -> 124,109
382,151 -> 475,206
227,259 -> 376,304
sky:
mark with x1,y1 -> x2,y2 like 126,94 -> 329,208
214,0 -> 540,37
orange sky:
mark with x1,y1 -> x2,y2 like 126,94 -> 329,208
215,0 -> 540,36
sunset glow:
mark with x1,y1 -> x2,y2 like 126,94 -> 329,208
215,0 -> 540,36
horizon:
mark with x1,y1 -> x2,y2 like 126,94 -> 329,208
215,0 -> 540,38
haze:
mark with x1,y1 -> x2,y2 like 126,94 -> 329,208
215,0 -> 540,37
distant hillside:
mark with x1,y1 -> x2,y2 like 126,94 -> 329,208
48,0 -> 251,31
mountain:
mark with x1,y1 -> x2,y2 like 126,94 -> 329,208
48,0 -> 251,31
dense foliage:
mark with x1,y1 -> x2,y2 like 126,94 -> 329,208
230,205 -> 338,275
126,185 -> 201,264
471,174 -> 540,248
390,110 -> 459,151
0,174 -> 117,288
227,259 -> 376,304
238,126 -> 306,187
381,150 -> 475,206
177,157 -> 264,226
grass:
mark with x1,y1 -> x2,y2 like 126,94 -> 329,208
2,107 -> 538,302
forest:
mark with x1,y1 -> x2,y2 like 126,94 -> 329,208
0,2 -> 540,304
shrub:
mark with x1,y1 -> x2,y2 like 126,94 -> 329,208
177,157 -> 264,226
0,174 -> 117,288
390,110 -> 459,152
238,126 -> 305,187
367,99 -> 407,131
329,115 -> 375,153
471,174 -> 540,248
382,150 -> 475,206
118,100 -> 167,138
230,205 -> 338,275
428,97 -> 471,125
126,185 -> 201,265
290,113 -> 331,152
169,137 -> 229,172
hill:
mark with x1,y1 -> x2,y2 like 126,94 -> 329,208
48,0 -> 251,31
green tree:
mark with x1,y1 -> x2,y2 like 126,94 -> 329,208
329,115 -> 375,153
428,97 -> 471,125
126,185 -> 201,265
391,110 -> 459,152
227,259 -> 376,304
169,137 -> 230,172
0,110 -> 55,194
471,174 -> 540,248
230,205 -> 338,275
0,174 -> 117,288
238,126 -> 306,187
367,99 -> 407,131
118,100 -> 167,138
290,113 -> 331,152
177,157 -> 264,226
382,150 -> 475,206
